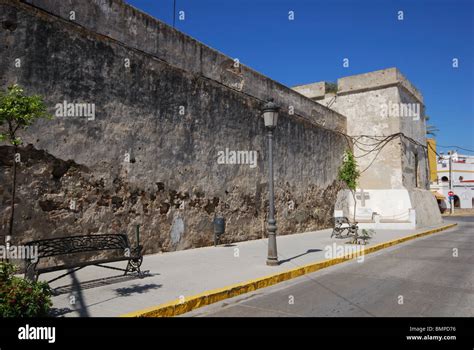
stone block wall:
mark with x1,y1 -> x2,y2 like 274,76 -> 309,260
0,0 -> 348,253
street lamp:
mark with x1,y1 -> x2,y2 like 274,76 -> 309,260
262,99 -> 279,266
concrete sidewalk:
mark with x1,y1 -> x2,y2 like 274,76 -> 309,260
44,223 -> 456,317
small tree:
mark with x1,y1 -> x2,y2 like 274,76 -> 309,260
338,150 -> 360,222
0,85 -> 51,246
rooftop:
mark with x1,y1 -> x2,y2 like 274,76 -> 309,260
293,67 -> 424,104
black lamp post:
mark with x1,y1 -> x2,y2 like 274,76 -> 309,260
262,99 -> 279,266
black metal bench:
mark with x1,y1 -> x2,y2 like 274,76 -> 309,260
331,216 -> 358,239
331,217 -> 374,245
24,233 -> 143,283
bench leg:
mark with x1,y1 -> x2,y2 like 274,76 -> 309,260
331,228 -> 344,238
125,259 -> 143,277
25,262 -> 38,282
124,262 -> 131,276
134,264 -> 142,277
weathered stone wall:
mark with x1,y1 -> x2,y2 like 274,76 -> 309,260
20,0 -> 346,132
310,86 -> 405,189
292,68 -> 442,227
295,68 -> 430,191
0,0 -> 347,253
398,87 -> 429,190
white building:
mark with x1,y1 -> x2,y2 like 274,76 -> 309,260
293,68 -> 443,229
431,152 -> 474,210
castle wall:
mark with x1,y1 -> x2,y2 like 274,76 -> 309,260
293,68 -> 443,227
398,87 -> 430,190
314,86 -> 404,189
21,0 -> 346,132
0,0 -> 347,252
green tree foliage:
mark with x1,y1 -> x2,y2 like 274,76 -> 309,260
338,150 -> 360,223
0,84 -> 51,144
0,262 -> 52,317
338,150 -> 360,190
0,85 -> 52,242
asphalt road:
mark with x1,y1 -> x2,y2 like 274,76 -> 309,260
186,216 -> 474,317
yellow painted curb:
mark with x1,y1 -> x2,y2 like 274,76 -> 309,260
121,223 -> 457,318
442,213 -> 474,217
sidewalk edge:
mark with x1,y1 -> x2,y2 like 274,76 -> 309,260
121,223 -> 457,317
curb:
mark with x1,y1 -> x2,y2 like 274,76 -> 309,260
121,223 -> 458,317
442,213 -> 474,217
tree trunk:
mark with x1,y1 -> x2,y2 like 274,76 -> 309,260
352,190 -> 357,223
8,145 -> 18,247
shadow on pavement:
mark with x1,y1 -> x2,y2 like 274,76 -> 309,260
115,283 -> 162,296
50,275 -> 161,317
278,249 -> 322,265
52,271 -> 155,296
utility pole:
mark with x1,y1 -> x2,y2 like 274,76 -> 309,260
449,151 -> 454,215
173,0 -> 176,28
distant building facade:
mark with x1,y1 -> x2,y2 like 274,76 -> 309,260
430,149 -> 474,210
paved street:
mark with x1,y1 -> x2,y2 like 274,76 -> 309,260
45,221 -> 453,316
184,216 -> 474,317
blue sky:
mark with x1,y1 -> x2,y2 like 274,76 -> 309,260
126,0 -> 474,153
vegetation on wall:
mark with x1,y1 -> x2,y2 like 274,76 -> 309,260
338,150 -> 360,222
0,85 -> 52,246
